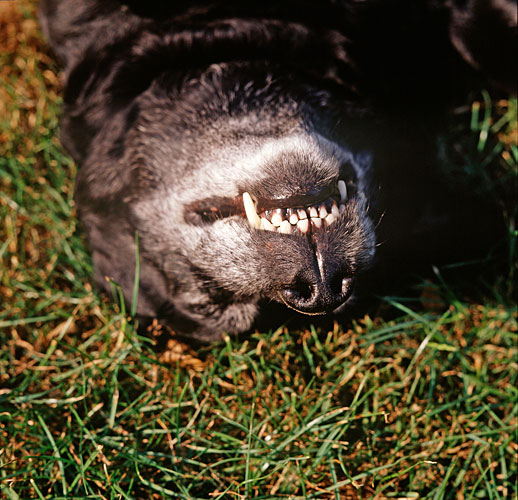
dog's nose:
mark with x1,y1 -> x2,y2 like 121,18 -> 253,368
279,268 -> 353,314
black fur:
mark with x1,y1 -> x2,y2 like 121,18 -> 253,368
40,0 -> 517,341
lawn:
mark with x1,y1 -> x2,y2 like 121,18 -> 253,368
0,1 -> 517,498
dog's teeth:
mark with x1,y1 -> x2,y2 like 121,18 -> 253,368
243,192 -> 261,229
319,204 -> 328,218
271,209 -> 283,227
338,180 -> 347,202
311,217 -> 322,229
279,220 -> 292,234
261,217 -> 275,231
253,187 -> 347,233
297,218 -> 309,233
325,213 -> 336,226
286,208 -> 298,225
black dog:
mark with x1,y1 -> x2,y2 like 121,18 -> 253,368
40,0 -> 516,341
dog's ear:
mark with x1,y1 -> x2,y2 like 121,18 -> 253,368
448,0 -> 517,93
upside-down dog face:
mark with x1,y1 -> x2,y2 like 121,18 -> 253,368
81,65 -> 375,340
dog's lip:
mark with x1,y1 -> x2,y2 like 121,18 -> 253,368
254,184 -> 337,211
183,179 -> 351,226
183,196 -> 245,223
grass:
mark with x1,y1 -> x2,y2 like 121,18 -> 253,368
0,1 -> 517,498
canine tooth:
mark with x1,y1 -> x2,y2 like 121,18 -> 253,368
243,192 -> 261,229
338,180 -> 347,202
297,209 -> 307,219
279,220 -> 292,234
319,204 -> 328,218
271,209 -> 283,227
311,217 -> 322,229
289,213 -> 298,225
325,213 -> 336,226
261,217 -> 275,231
331,202 -> 339,217
264,210 -> 272,222
297,218 -> 309,233
308,206 -> 318,218
339,204 -> 346,213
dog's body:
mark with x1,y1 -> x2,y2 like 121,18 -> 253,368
40,0 -> 516,341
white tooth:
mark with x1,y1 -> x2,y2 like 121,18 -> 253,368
309,206 -> 318,218
338,180 -> 347,202
319,204 -> 328,218
261,217 -> 275,231
297,209 -> 308,219
331,202 -> 339,217
297,218 -> 309,233
289,213 -> 298,225
271,211 -> 283,227
243,192 -> 261,229
279,220 -> 292,234
325,213 -> 336,226
311,217 -> 322,229
339,204 -> 346,213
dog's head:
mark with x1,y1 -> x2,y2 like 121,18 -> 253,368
92,65 -> 376,334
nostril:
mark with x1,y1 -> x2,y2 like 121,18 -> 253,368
329,269 -> 353,300
284,277 -> 314,302
279,276 -> 320,313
